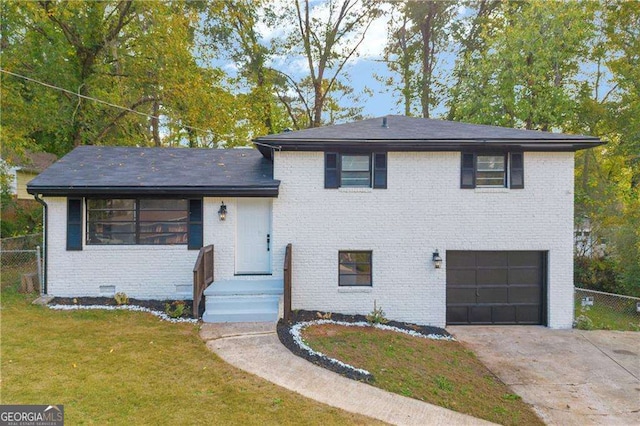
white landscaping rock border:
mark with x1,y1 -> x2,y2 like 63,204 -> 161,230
48,304 -> 198,324
290,319 -> 456,377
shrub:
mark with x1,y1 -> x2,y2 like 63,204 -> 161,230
366,300 -> 389,324
114,292 -> 129,305
573,314 -> 594,330
164,301 -> 187,318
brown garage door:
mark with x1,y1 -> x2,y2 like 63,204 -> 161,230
446,251 -> 546,325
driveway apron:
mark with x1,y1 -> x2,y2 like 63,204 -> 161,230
449,326 -> 640,425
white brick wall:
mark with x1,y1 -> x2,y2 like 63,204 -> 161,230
43,150 -> 575,328
44,196 -> 271,300
272,151 -> 575,329
45,197 -> 198,299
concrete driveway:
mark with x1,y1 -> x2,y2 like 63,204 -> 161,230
448,326 -> 640,425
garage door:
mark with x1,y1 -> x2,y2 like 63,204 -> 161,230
446,251 -> 546,325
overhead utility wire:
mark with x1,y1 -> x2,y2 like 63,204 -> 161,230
0,68 -> 281,150
0,68 -> 213,135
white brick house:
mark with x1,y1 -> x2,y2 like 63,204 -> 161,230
28,116 -> 602,328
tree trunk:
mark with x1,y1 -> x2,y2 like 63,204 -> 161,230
419,3 -> 435,118
151,97 -> 160,146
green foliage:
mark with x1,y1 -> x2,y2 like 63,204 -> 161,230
380,1 -> 456,117
574,256 -> 622,295
449,0 -> 595,130
366,300 -> 389,324
574,298 -> 639,331
434,375 -> 454,392
0,1 -> 251,153
164,301 -> 187,319
272,0 -> 380,128
502,394 -> 521,402
573,314 -> 594,330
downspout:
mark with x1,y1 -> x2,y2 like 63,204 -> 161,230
33,193 -> 47,294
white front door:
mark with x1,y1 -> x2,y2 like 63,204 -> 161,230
236,198 -> 272,274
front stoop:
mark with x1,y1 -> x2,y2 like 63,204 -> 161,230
202,278 -> 283,323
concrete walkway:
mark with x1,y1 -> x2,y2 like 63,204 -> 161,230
449,326 -> 640,426
200,322 -> 494,426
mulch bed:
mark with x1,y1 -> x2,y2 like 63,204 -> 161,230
276,310 -> 452,383
50,297 -> 194,318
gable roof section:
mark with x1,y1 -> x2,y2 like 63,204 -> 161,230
27,146 -> 279,197
253,115 -> 603,158
4,150 -> 58,173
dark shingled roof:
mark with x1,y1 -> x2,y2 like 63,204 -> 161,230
27,146 -> 279,197
5,150 -> 58,173
254,115 -> 603,158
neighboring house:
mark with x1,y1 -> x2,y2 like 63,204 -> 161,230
3,151 -> 57,199
27,116 -> 603,328
574,217 -> 606,258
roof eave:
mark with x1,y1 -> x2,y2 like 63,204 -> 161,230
26,183 -> 280,198
253,139 -> 604,154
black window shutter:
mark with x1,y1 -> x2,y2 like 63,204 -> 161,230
461,153 -> 475,188
188,199 -> 203,250
67,198 -> 82,251
325,152 -> 339,188
373,153 -> 387,189
510,152 -> 524,189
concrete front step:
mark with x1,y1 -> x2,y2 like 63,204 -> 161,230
203,278 -> 283,323
202,310 -> 279,323
204,278 -> 283,296
206,295 -> 279,311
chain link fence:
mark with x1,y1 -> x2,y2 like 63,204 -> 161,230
1,233 -> 42,250
575,287 -> 640,331
1,234 -> 43,293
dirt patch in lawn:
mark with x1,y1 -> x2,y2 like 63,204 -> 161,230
301,322 -> 543,426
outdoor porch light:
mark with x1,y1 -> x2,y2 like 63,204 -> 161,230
432,249 -> 442,269
218,202 -> 227,221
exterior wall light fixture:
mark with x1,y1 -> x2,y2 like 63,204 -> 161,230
218,202 -> 227,221
432,249 -> 443,269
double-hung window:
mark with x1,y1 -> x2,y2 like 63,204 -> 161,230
325,152 -> 387,189
341,155 -> 371,187
476,154 -> 506,187
461,152 -> 524,189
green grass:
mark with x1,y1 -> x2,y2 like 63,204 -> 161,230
302,323 -> 544,426
574,299 -> 640,331
0,288 -> 380,425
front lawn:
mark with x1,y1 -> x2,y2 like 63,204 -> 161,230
302,323 -> 543,426
0,290 -> 378,425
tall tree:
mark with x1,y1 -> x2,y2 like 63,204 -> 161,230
572,0 -> 640,294
276,0 -> 380,128
380,1 -> 456,117
202,0 -> 290,136
0,1 -> 239,155
448,0 -> 595,130
447,0 -> 500,120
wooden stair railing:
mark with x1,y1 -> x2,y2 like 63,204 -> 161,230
283,243 -> 292,322
193,245 -> 214,318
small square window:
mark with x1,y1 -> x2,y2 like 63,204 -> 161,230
339,251 -> 372,286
